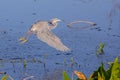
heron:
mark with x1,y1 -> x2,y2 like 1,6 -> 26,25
19,18 -> 71,52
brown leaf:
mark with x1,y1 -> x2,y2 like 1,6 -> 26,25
74,71 -> 87,80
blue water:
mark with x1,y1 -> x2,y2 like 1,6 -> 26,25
0,0 -> 120,80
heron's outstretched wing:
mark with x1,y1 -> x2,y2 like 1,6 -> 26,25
36,30 -> 70,52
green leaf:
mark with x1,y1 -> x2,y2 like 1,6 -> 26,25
97,63 -> 106,80
23,60 -> 27,68
89,63 -> 108,80
88,70 -> 99,80
76,78 -> 81,80
110,57 -> 120,80
63,71 -> 71,80
89,57 -> 120,80
98,72 -> 104,80
105,67 -> 112,80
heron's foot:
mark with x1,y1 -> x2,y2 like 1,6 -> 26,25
19,37 -> 28,44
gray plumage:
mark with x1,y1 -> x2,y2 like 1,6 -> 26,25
22,18 -> 70,52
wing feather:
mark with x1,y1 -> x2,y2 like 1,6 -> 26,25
36,30 -> 70,52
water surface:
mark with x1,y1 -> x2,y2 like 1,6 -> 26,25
0,0 -> 120,80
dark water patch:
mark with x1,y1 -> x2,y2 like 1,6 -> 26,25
0,30 -> 7,35
20,21 -> 24,24
112,34 -> 120,37
55,62 -> 63,65
9,29 -> 13,31
5,19 -> 9,21
108,27 -> 112,30
32,12 -> 37,16
64,53 -> 72,55
56,53 -> 61,55
90,26 -> 102,31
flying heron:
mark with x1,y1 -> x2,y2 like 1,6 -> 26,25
19,18 -> 71,52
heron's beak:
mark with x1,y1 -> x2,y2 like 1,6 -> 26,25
57,19 -> 62,22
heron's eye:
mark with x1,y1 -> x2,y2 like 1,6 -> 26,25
48,22 -> 52,24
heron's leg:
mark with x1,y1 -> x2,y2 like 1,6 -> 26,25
19,30 -> 32,44
24,30 -> 32,39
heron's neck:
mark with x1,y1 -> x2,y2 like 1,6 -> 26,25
52,22 -> 57,26
49,21 -> 57,29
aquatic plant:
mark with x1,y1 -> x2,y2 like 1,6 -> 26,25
1,74 -> 14,80
74,71 -> 87,80
88,57 -> 120,80
63,57 -> 120,80
63,71 -> 71,80
70,57 -> 74,70
70,57 -> 78,80
64,58 -> 67,67
23,59 -> 27,68
43,54 -> 48,72
96,43 -> 105,54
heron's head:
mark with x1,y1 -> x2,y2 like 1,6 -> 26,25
50,18 -> 62,23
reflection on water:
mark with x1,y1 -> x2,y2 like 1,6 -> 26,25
109,0 -> 120,27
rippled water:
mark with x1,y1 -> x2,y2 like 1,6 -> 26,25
0,0 -> 120,80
